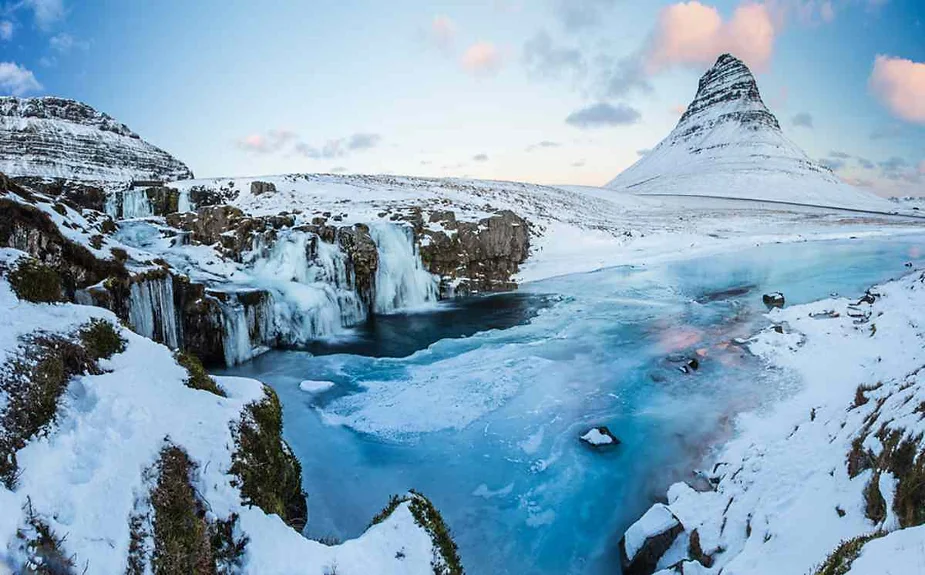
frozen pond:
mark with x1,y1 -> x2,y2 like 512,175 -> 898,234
220,235 -> 925,574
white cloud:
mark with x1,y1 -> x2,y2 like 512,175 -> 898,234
23,0 -> 65,29
0,21 -> 13,41
0,62 -> 43,96
565,102 -> 641,128
236,129 -> 298,154
49,32 -> 88,53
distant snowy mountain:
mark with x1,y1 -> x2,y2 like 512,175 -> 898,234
607,54 -> 891,211
0,97 -> 192,183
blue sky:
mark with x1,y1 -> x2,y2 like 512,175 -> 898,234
0,0 -> 923,195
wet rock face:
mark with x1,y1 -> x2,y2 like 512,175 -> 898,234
416,209 -> 530,297
12,177 -> 108,213
0,181 -> 126,298
337,224 -> 379,305
0,96 -> 192,182
619,504 -> 685,575
166,206 -> 295,262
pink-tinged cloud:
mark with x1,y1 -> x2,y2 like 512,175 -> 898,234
646,1 -> 776,73
461,42 -> 502,74
870,55 -> 925,124
919,160 -> 925,175
431,15 -> 455,50
237,129 -> 297,153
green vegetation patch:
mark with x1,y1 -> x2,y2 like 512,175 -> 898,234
7,258 -> 65,304
815,531 -> 884,575
229,385 -> 307,530
408,491 -> 464,575
174,351 -> 225,397
78,318 -> 126,360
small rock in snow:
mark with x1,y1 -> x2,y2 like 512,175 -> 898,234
762,292 -> 785,309
620,503 -> 684,575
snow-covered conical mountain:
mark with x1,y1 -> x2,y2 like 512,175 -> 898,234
607,54 -> 890,211
0,96 -> 192,183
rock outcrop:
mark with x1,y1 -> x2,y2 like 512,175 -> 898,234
0,97 -> 192,183
619,503 -> 684,575
409,209 -> 530,297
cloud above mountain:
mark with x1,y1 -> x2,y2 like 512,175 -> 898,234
461,42 -> 502,74
0,62 -> 42,96
869,55 -> 925,124
646,1 -> 776,73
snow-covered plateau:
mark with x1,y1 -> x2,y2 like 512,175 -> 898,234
1,52 -> 925,574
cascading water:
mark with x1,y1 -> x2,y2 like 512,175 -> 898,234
177,189 -> 193,213
369,223 -> 439,313
249,231 -> 366,345
128,277 -> 179,348
104,189 -> 153,220
218,291 -> 274,366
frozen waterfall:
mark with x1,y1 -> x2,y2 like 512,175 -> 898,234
105,189 -> 153,220
128,277 -> 180,348
369,223 -> 439,314
218,291 -> 274,366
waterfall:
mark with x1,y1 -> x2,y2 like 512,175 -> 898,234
177,189 -> 193,213
249,231 -> 366,344
128,277 -> 179,348
369,223 -> 439,314
217,290 -> 275,366
104,189 -> 154,220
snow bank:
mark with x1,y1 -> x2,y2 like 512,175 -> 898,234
0,256 -> 456,574
626,269 -> 925,574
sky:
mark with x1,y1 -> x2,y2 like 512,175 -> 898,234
0,0 -> 923,196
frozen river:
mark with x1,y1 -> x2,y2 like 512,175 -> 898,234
221,235 -> 925,574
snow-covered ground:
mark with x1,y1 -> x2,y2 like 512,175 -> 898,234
169,173 -> 924,286
624,267 -> 925,574
0,248 -> 451,575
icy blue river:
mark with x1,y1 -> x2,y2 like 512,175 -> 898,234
221,235 -> 925,574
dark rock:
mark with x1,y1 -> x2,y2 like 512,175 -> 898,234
620,503 -> 685,575
417,209 -> 530,297
337,224 -> 379,305
762,292 -> 785,309
250,181 -> 277,196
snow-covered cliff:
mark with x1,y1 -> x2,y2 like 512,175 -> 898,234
0,97 -> 192,183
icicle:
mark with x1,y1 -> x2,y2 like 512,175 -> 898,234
218,291 -> 274,366
128,277 -> 179,348
369,223 -> 439,314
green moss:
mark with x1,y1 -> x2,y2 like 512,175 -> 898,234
815,532 -> 884,575
408,491 -> 464,575
888,436 -> 925,528
174,351 -> 225,397
209,513 -> 249,573
369,494 -> 404,527
150,446 -> 214,575
78,318 -> 125,361
7,258 -> 65,303
229,386 -> 307,530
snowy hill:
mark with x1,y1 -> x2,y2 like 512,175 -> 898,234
0,97 -> 192,183
607,54 -> 891,212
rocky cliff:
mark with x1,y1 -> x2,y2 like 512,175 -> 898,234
0,97 -> 192,183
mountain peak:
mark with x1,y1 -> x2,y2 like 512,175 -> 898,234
678,53 -> 777,132
0,96 -> 192,183
606,54 -> 890,211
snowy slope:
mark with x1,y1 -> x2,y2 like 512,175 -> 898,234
607,54 -> 891,212
170,173 -> 922,285
0,97 -> 192,183
629,269 -> 925,574
0,248 -> 451,575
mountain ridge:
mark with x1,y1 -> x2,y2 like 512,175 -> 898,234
0,96 -> 192,184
